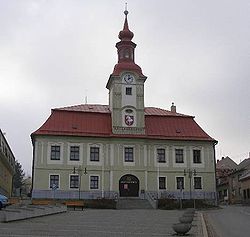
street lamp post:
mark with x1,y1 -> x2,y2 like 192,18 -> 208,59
179,180 -> 183,209
184,168 -> 197,208
73,166 -> 87,200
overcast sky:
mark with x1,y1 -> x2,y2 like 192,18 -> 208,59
0,0 -> 249,175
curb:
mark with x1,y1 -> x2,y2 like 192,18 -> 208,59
200,212 -> 208,237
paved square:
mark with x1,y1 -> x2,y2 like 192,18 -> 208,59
0,209 -> 201,236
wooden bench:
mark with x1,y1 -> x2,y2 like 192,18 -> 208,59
9,197 -> 21,205
64,200 -> 84,210
32,199 -> 54,205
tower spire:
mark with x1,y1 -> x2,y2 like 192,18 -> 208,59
107,8 -> 145,78
119,5 -> 134,41
125,2 -> 128,14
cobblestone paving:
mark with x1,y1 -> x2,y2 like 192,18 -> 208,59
0,209 -> 203,237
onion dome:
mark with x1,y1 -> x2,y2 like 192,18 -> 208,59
118,10 -> 134,41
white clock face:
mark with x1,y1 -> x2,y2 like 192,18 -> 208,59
123,74 -> 134,84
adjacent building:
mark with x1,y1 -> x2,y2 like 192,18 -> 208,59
31,11 -> 217,203
0,129 -> 15,197
239,169 -> 250,204
216,156 -> 237,203
216,154 -> 250,204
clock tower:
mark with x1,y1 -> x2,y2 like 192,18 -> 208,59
106,10 -> 147,135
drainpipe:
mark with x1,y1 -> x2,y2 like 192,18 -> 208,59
31,136 -> 35,199
213,141 -> 218,206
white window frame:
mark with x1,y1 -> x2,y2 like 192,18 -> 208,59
190,146 -> 205,168
89,175 -> 100,190
175,176 -> 185,190
154,146 -> 168,167
173,146 -> 187,168
123,145 -> 135,166
67,143 -> 83,165
87,143 -> 103,166
47,142 -> 63,164
193,176 -> 203,190
158,176 -> 167,190
49,174 -> 60,189
69,174 -> 79,189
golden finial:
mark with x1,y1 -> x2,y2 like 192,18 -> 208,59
124,2 -> 128,16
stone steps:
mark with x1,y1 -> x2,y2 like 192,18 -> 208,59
116,198 -> 153,209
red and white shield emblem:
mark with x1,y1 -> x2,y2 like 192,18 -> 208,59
125,115 -> 134,126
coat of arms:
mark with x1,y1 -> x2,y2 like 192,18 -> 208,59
125,115 -> 134,126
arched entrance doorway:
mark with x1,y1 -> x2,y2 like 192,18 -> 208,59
119,174 -> 139,197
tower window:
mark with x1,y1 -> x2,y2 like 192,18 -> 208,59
126,87 -> 132,95
124,49 -> 130,58
124,147 -> 134,162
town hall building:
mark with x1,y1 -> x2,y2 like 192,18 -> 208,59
31,10 -> 217,205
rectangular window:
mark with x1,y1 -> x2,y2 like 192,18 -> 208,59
194,177 -> 202,189
51,145 -> 60,160
159,177 -> 166,190
125,87 -> 132,95
70,175 -> 79,189
90,176 -> 99,189
175,149 -> 184,163
124,147 -> 134,162
176,177 -> 184,190
70,146 -> 80,161
90,147 -> 99,161
50,175 -> 59,189
193,150 -> 201,163
157,148 -> 166,163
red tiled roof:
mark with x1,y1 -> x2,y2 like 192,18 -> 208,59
57,104 -> 110,113
56,104 -> 190,117
111,62 -> 144,77
32,104 -> 215,142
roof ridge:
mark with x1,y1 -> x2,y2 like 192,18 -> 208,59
144,107 -> 192,117
52,104 -> 193,117
54,103 -> 109,110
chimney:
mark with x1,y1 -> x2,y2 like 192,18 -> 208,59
171,102 -> 176,113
